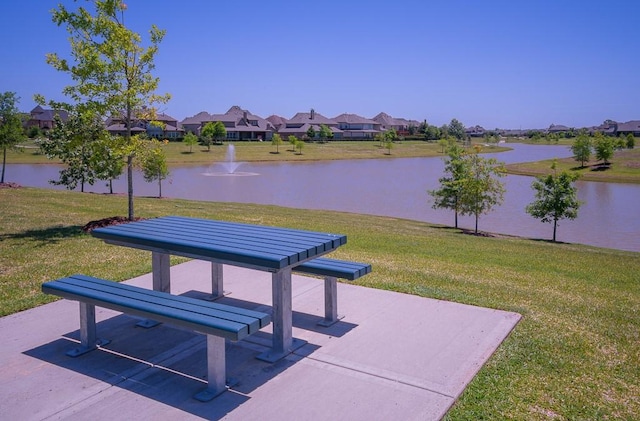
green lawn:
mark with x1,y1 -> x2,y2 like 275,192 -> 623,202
1,186 -> 638,419
7,139 -> 508,166
506,147 -> 640,184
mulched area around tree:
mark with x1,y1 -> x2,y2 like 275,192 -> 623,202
82,216 -> 144,232
0,182 -> 21,189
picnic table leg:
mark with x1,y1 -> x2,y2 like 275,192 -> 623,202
208,262 -> 225,300
152,251 -> 171,293
137,251 -> 170,328
318,276 -> 344,327
67,302 -> 110,357
257,268 -> 306,362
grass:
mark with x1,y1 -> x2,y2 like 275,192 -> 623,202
1,186 -> 638,419
7,139 -> 509,166
506,147 -> 640,184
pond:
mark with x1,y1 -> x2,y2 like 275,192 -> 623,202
6,143 -> 640,252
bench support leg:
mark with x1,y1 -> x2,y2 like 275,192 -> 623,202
67,302 -> 110,357
194,335 -> 227,401
318,276 -> 344,327
207,262 -> 226,300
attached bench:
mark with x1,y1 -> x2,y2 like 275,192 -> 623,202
293,258 -> 371,326
42,274 -> 271,402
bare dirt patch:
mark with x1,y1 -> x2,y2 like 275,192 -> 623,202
82,216 -> 144,232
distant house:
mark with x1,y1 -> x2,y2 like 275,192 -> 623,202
465,125 -> 486,137
266,115 -> 288,132
372,112 -> 418,135
547,124 -> 571,133
277,109 -> 342,139
180,106 -> 273,141
616,120 -> 640,137
25,106 -> 68,130
105,112 -> 183,139
333,113 -> 381,139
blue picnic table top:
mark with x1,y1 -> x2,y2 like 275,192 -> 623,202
91,216 -> 347,271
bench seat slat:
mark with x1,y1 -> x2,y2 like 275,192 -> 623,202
58,275 -> 270,329
294,258 -> 372,280
42,275 -> 270,341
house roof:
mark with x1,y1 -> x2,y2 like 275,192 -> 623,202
333,113 -> 378,125
372,112 -> 413,128
29,106 -> 68,122
287,110 -> 337,126
616,120 -> 640,132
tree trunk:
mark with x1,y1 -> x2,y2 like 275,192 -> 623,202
474,212 -> 479,234
127,154 -> 134,220
553,218 -> 558,242
126,103 -> 134,221
1,147 -> 6,183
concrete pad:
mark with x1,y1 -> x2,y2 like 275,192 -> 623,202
0,260 -> 520,420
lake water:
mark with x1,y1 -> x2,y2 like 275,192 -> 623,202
5,144 -> 640,252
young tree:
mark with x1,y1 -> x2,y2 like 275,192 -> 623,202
319,124 -> 332,143
571,134 -> 592,168
626,133 -> 636,149
271,133 -> 283,153
92,134 -> 126,194
593,132 -> 614,165
288,135 -> 298,151
458,147 -> 506,234
39,109 -> 109,192
200,121 -> 226,151
200,122 -> 215,151
448,118 -> 466,141
296,139 -> 305,155
0,92 -> 26,184
306,125 -> 316,141
44,1 -> 170,220
182,131 -> 198,153
211,121 -> 226,145
139,138 -> 169,198
526,161 -> 581,242
428,143 -> 467,228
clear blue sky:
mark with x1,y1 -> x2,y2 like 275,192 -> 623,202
2,0 -> 638,129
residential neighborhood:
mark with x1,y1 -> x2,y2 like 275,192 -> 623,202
24,104 -> 640,141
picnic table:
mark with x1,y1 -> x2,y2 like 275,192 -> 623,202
91,215 -> 348,362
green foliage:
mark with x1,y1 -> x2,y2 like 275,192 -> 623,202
571,134 -> 592,167
296,139 -> 305,154
182,131 -> 198,153
306,125 -> 316,140
92,134 -> 126,194
287,135 -> 298,151
457,146 -> 506,233
526,161 -> 581,242
428,143 -> 467,228
139,138 -> 169,197
44,0 -> 170,219
38,109 -> 111,192
318,124 -> 332,143
0,91 -> 26,183
447,118 -> 466,141
200,121 -> 226,151
626,133 -> 636,149
593,132 -> 614,164
271,133 -> 283,153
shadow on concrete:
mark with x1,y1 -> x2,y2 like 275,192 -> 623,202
22,311 -> 305,419
184,290 -> 359,338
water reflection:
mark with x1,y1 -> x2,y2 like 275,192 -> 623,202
5,144 -> 639,252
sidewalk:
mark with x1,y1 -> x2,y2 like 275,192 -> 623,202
0,260 -> 520,420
